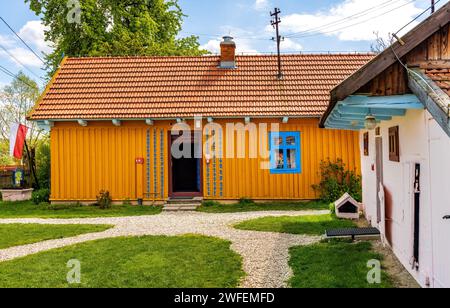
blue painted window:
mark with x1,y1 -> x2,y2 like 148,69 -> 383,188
269,132 -> 301,174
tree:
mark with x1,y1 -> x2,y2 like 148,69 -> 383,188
0,72 -> 42,149
371,31 -> 394,54
35,137 -> 51,189
25,0 -> 207,75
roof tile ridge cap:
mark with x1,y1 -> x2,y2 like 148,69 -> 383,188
66,55 -> 219,60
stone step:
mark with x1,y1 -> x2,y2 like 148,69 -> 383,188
165,203 -> 201,207
167,199 -> 203,205
163,206 -> 198,212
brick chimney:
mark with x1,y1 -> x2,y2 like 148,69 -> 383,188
219,36 -> 236,68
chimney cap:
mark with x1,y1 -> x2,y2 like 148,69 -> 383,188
222,36 -> 235,42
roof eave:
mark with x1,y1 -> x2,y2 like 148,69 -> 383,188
320,2 -> 450,128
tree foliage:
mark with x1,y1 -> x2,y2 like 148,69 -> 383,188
25,0 -> 206,75
0,73 -> 42,149
36,138 -> 51,189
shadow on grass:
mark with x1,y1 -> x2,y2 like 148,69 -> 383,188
289,240 -> 393,288
234,215 -> 356,236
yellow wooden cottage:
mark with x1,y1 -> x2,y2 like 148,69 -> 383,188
28,37 -> 373,204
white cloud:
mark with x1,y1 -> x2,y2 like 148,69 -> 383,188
0,20 -> 52,70
18,20 -> 52,55
5,47 -> 43,67
201,38 -> 259,55
201,26 -> 260,54
280,38 -> 303,51
201,39 -> 221,54
254,0 -> 270,11
270,0 -> 424,42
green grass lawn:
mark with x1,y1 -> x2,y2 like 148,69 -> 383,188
0,201 -> 162,219
289,241 -> 393,288
0,235 -> 244,288
234,214 -> 356,235
0,224 -> 113,249
197,200 -> 329,213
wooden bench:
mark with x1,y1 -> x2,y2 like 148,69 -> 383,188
325,228 -> 381,241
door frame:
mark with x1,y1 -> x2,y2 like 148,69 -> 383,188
375,128 -> 384,225
168,131 -> 203,198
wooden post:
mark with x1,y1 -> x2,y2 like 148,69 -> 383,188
24,140 -> 40,189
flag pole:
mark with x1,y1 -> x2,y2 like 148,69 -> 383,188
24,140 -> 40,190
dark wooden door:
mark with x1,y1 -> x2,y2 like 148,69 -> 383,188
168,132 -> 203,198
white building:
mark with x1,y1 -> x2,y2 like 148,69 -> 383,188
320,3 -> 450,288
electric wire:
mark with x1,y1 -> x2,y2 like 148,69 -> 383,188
0,16 -> 46,64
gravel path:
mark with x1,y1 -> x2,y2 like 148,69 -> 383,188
0,210 -> 328,288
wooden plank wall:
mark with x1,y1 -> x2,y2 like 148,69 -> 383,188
49,119 -> 361,202
360,22 -> 450,96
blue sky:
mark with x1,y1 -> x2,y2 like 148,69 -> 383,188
0,0 -> 447,88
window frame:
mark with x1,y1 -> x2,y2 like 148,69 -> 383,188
269,132 -> 302,174
389,126 -> 400,162
363,132 -> 369,156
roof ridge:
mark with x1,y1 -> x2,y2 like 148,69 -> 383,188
65,53 -> 376,61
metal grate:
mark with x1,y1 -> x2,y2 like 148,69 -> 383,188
326,228 -> 380,238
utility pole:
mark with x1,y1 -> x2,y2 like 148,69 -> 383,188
431,0 -> 435,14
271,8 -> 283,79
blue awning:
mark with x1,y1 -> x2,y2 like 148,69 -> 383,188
324,94 -> 424,130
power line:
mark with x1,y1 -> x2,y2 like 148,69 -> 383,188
181,0 -> 413,42
0,16 -> 46,64
287,0 -> 417,40
180,31 -> 270,41
0,42 -> 43,80
394,0 -> 442,35
286,0 -> 400,38
0,64 -> 37,89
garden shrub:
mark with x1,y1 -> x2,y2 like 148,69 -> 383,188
32,188 -> 50,205
329,203 -> 336,215
96,190 -> 112,209
238,198 -> 254,205
202,200 -> 220,207
312,159 -> 362,204
35,140 -> 51,189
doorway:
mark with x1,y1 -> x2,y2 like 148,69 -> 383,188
169,133 -> 202,198
375,131 -> 384,225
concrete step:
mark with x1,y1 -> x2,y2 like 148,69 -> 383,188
167,199 -> 203,205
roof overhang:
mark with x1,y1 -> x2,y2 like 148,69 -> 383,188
408,68 -> 450,137
320,2 -> 450,128
324,94 -> 424,130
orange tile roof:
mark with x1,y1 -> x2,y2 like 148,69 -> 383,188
425,68 -> 450,97
28,54 -> 374,120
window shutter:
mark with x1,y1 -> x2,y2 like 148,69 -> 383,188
389,126 -> 400,162
363,132 -> 369,156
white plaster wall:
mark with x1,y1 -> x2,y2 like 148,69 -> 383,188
360,109 -> 450,288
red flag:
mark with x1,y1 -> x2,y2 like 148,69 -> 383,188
9,124 -> 28,160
